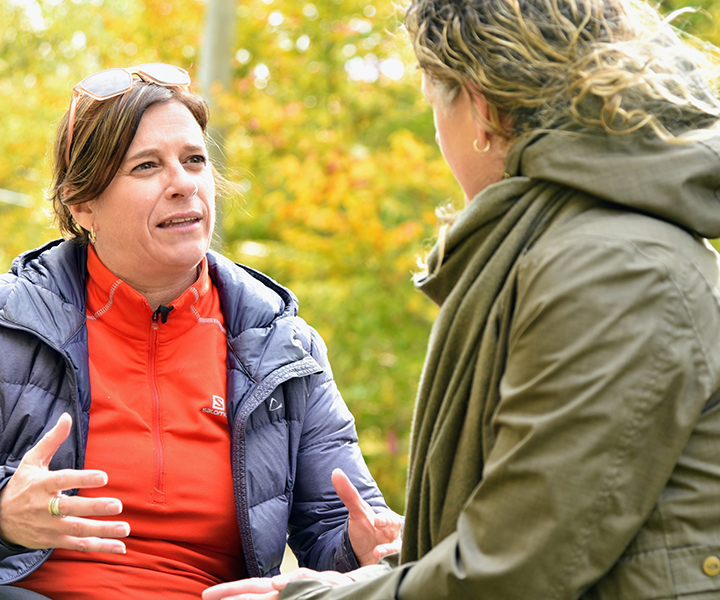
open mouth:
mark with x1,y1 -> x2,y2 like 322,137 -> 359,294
158,217 -> 200,228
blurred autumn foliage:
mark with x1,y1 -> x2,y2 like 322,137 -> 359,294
1,0 -> 459,511
1,0 -> 719,511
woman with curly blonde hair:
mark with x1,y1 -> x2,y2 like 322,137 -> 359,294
205,0 -> 720,599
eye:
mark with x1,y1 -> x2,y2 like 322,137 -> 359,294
132,161 -> 156,172
186,155 -> 208,169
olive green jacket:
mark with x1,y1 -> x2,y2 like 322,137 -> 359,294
279,128 -> 720,600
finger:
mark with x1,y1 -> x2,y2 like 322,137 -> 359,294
203,579 -> 276,600
373,512 -> 402,528
272,568 -> 351,590
332,469 -> 372,520
55,533 -> 128,554
373,540 -> 402,560
221,593 -> 278,600
56,516 -> 130,540
372,513 -> 403,542
50,494 -> 123,519
373,514 -> 403,532
23,413 -> 73,469
19,516 -> 130,553
49,517 -> 130,553
48,517 -> 130,554
47,469 -> 110,495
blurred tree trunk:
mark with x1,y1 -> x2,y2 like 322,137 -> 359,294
199,0 -> 236,246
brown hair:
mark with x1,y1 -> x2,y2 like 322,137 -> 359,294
48,82 -> 211,243
406,0 -> 720,141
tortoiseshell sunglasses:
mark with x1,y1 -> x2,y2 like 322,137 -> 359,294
65,63 -> 191,165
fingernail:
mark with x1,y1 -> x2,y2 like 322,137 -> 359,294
112,545 -> 126,554
93,473 -> 107,486
107,500 -> 122,513
115,524 -> 130,536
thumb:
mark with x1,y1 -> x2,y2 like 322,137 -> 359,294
23,413 -> 73,469
332,468 -> 371,518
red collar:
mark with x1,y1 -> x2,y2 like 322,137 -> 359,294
86,247 -> 218,340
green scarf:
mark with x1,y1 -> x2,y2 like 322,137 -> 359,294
401,138 -> 584,563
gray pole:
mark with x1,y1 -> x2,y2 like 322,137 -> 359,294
199,0 -> 236,247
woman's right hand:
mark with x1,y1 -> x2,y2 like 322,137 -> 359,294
0,413 -> 130,553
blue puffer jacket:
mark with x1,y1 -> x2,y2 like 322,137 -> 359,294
0,240 -> 388,584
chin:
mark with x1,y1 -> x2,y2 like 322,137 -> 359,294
166,244 -> 208,268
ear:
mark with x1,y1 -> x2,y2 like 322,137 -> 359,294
66,200 -> 96,234
468,90 -> 492,145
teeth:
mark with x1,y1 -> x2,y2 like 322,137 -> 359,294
164,217 -> 197,225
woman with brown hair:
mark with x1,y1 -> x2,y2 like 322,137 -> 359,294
205,0 -> 720,598
0,64 -> 401,600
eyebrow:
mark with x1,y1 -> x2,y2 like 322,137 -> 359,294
125,144 -> 206,162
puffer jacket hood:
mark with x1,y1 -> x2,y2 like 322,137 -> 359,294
1,240 -> 87,352
506,127 -> 720,239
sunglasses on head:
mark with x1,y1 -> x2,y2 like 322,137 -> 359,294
65,63 -> 191,165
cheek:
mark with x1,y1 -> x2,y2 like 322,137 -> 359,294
203,175 -> 216,207
433,112 -> 458,159
203,195 -> 216,223
433,111 -> 446,150
107,200 -> 155,241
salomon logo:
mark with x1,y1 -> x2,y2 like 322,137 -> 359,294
202,395 -> 227,418
269,397 -> 283,412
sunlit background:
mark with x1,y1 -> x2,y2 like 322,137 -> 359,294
2,0 -> 719,512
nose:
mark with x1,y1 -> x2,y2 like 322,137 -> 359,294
166,161 -> 198,200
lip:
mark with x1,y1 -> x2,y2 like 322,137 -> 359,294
157,213 -> 203,229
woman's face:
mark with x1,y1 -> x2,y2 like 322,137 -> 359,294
77,100 -> 215,291
422,76 -> 505,204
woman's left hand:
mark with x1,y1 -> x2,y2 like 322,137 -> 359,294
202,569 -> 351,600
332,468 -> 403,566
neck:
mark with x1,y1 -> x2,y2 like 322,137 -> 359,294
87,246 -> 204,312
137,267 -> 201,311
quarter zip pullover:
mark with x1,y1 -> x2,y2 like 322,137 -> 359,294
18,248 -> 247,599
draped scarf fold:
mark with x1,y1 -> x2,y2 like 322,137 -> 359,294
401,149 -> 585,562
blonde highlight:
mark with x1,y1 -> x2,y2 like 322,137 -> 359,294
406,0 -> 720,142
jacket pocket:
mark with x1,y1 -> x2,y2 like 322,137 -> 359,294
585,545 -> 720,600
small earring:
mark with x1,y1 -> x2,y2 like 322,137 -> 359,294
473,138 -> 491,154
88,226 -> 96,245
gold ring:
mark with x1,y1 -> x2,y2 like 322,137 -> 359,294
48,495 -> 66,518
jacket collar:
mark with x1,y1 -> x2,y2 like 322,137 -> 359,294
86,246 -> 218,340
1,241 -> 313,382
1,240 -> 87,351
206,251 -> 310,382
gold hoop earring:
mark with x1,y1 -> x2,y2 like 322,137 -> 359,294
473,138 -> 491,154
88,226 -> 96,245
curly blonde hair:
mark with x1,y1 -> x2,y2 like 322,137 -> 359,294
405,0 -> 720,140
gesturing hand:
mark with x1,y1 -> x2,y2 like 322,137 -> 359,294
0,413 -> 130,553
332,468 -> 403,566
203,569 -> 352,600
